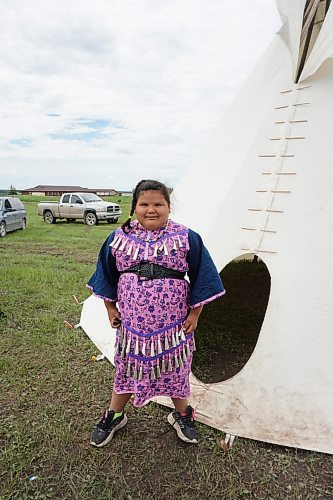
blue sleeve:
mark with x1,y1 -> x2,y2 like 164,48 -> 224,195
86,232 -> 120,302
187,229 -> 225,308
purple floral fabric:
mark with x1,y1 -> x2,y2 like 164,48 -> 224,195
87,219 -> 224,407
112,220 -> 193,406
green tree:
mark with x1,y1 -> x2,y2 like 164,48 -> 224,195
8,184 -> 17,195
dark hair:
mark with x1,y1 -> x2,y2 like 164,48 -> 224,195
121,179 -> 171,233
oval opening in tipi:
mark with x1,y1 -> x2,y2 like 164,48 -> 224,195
192,253 -> 271,384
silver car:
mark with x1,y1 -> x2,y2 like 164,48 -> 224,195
0,197 -> 27,237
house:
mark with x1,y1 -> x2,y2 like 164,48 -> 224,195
118,190 -> 133,196
21,185 -> 119,196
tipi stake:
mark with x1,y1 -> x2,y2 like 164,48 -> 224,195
220,434 -> 236,451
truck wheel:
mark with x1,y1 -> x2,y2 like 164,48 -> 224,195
84,212 -> 98,226
44,210 -> 56,224
0,221 -> 6,237
21,218 -> 27,230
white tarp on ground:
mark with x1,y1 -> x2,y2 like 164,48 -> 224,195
80,295 -> 116,364
81,0 -> 333,453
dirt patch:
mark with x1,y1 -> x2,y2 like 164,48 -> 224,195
7,243 -> 96,264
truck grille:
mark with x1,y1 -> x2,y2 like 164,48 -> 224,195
107,205 -> 119,213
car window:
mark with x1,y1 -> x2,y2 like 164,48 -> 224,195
4,199 -> 12,210
80,193 -> 102,203
71,195 -> 82,204
10,199 -> 24,210
62,194 -> 70,203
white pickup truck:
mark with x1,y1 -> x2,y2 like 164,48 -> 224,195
38,193 -> 122,226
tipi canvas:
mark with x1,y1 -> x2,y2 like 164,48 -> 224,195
170,0 -> 333,454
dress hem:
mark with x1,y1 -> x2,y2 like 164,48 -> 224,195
113,387 -> 191,408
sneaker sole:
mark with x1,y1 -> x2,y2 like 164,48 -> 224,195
167,413 -> 198,444
90,414 -> 128,448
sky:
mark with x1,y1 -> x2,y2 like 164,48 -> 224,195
0,0 -> 281,191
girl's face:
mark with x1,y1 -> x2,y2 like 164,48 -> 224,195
135,190 -> 170,230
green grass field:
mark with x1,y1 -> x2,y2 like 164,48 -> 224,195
1,197 -> 332,499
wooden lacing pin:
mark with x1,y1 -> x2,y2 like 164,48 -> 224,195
241,229 -> 277,234
276,172 -> 296,175
293,102 -> 310,106
297,85 -> 312,90
275,105 -> 289,109
280,89 -> 293,94
289,119 -> 308,123
248,208 -> 263,212
271,190 -> 291,193
259,154 -> 277,158
256,249 -> 277,254
241,248 -> 276,254
285,136 -> 305,140
281,154 -> 295,157
220,434 -> 236,451
270,138 -> 281,141
266,209 -> 284,213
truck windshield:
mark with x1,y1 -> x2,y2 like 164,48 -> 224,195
80,194 -> 103,203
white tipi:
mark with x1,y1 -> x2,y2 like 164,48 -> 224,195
80,0 -> 333,454
170,0 -> 333,454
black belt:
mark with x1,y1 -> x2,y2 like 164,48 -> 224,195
121,262 -> 186,280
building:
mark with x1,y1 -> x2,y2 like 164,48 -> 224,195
21,185 -> 119,196
118,190 -> 133,196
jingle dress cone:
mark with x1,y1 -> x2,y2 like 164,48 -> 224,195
87,219 -> 225,407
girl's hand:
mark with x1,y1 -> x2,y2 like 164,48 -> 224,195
109,312 -> 121,328
183,306 -> 203,334
104,301 -> 122,328
182,315 -> 197,334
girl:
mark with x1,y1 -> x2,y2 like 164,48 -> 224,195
87,179 -> 225,446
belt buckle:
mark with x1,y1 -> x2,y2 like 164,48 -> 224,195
137,262 -> 143,280
138,261 -> 150,281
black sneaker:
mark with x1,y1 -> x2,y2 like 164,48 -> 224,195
167,405 -> 198,444
90,410 -> 128,447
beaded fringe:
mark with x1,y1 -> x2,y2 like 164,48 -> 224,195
110,231 -> 185,261
115,325 -> 192,380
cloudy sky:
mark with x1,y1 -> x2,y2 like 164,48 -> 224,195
0,0 -> 281,191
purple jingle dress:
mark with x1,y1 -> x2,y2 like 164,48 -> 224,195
87,219 -> 225,407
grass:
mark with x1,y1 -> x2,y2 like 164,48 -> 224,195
1,197 -> 333,499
